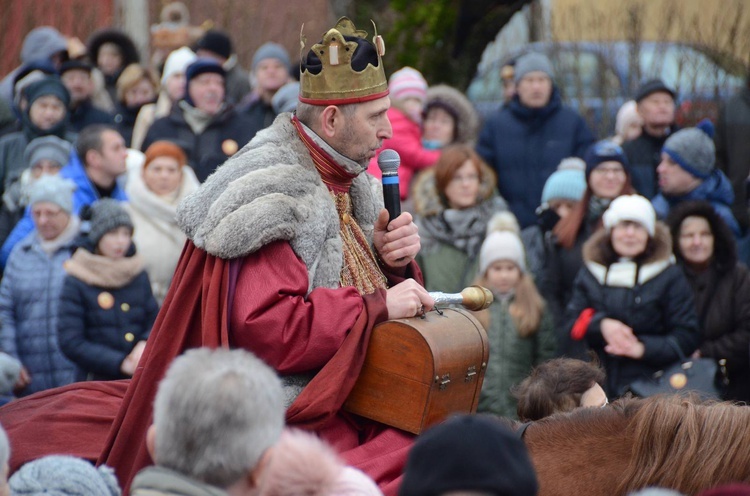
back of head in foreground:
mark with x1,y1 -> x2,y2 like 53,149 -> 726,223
399,414 -> 538,496
150,347 -> 285,489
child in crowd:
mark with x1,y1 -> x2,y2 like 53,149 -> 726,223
474,212 -> 556,418
58,199 -> 158,381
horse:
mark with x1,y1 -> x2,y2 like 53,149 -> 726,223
506,395 -> 750,496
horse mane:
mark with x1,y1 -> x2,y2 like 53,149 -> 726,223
617,395 -> 750,494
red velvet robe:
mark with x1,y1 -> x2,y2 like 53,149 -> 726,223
0,238 -> 420,495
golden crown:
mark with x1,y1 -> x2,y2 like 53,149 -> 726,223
299,17 -> 388,105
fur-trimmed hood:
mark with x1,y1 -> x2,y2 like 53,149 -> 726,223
582,223 -> 674,286
425,84 -> 480,145
176,113 -> 383,293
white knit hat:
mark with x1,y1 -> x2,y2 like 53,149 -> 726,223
161,46 -> 197,85
479,211 -> 526,275
602,194 -> 655,236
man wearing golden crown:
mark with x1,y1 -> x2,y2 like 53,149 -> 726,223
0,18 -> 432,495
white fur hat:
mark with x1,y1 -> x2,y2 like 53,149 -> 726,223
602,194 -> 655,236
479,211 -> 526,275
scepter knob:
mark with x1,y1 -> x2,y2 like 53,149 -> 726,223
460,286 -> 493,311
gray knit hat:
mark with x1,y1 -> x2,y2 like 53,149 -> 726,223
252,42 -> 291,72
514,52 -> 554,83
28,175 -> 76,213
87,199 -> 133,246
9,455 -> 121,495
24,135 -> 71,169
662,119 -> 716,179
272,81 -> 300,114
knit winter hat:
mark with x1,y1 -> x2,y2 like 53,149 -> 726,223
602,194 -> 655,236
542,157 -> 586,203
479,211 -> 526,274
271,81 -> 300,114
388,67 -> 428,104
584,139 -> 630,179
21,27 -> 68,64
59,59 -> 94,76
161,46 -> 197,85
399,415 -> 539,496
252,42 -> 291,72
143,140 -> 187,169
24,76 -> 71,108
634,78 -> 676,103
185,58 -> 225,84
662,119 -> 716,179
28,175 -> 76,213
0,353 -> 22,396
514,52 -> 554,83
24,135 -> 72,169
9,455 -> 121,495
195,30 -> 232,60
86,199 -> 133,246
331,467 -> 383,496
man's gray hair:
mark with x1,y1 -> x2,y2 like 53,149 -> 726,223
0,422 -> 9,469
296,101 -> 357,129
153,347 -> 284,488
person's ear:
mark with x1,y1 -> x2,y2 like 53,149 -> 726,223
247,446 -> 274,489
146,424 -> 157,460
319,105 -> 342,139
85,149 -> 100,169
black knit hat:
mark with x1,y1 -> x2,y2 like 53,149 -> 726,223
399,415 -> 539,496
24,76 -> 70,108
634,79 -> 676,102
59,59 -> 93,76
195,30 -> 232,60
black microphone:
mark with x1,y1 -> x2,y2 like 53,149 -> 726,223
377,149 -> 401,223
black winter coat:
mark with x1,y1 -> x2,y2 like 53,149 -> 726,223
58,255 -> 158,381
622,127 -> 675,199
564,225 -> 701,397
715,86 -> 750,231
142,102 -> 262,182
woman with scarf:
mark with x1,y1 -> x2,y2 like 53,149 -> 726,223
543,140 -> 635,358
125,141 -> 199,304
413,144 -> 508,292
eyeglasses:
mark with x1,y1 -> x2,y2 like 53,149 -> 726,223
591,166 -> 625,176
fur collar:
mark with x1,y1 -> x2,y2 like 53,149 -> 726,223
64,248 -> 145,288
582,223 -> 674,287
176,114 -> 383,293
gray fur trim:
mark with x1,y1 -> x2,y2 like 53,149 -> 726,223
425,84 -> 480,145
177,113 -> 383,294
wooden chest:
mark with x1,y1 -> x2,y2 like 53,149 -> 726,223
344,308 -> 489,434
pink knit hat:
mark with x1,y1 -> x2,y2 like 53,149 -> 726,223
388,67 -> 427,104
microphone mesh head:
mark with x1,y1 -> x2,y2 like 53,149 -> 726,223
377,149 -> 400,174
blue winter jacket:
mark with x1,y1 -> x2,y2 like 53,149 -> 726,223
0,231 -> 77,395
476,88 -> 595,228
0,151 -> 128,267
652,170 -> 740,236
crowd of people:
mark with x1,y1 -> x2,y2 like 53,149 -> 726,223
0,11 -> 746,496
